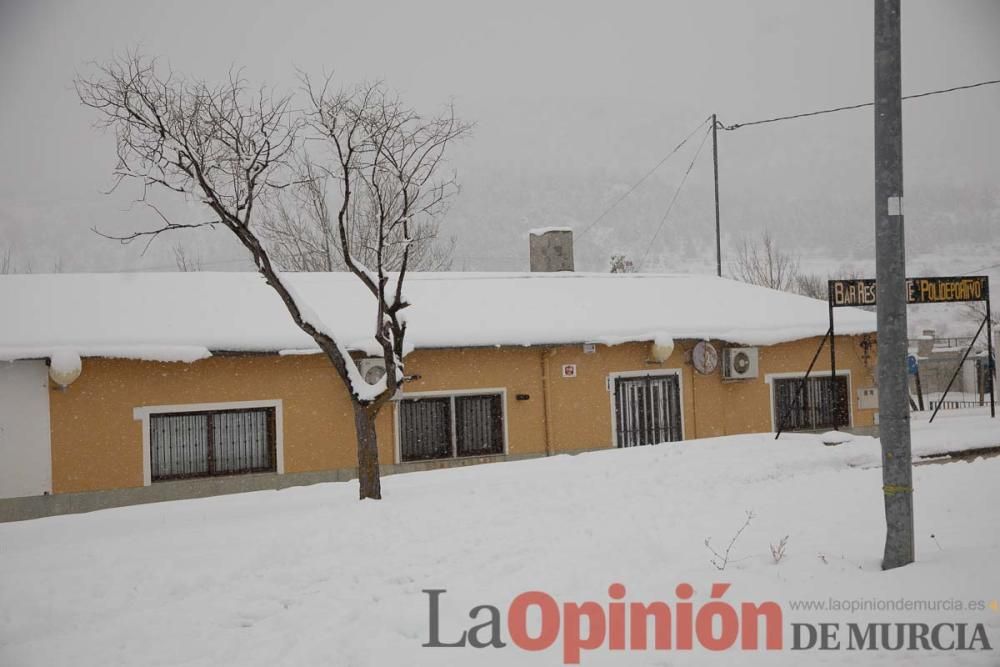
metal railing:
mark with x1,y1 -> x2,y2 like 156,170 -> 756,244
926,399 -> 986,411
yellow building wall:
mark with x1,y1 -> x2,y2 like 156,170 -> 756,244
50,355 -> 358,493
719,336 -> 878,436
50,348 -> 550,493
390,347 -> 547,458
540,335 -> 875,450
48,335 -> 876,494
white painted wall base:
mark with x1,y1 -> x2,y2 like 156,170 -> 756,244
0,360 -> 52,499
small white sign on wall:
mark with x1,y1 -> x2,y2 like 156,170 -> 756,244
858,387 -> 879,410
562,364 -> 577,378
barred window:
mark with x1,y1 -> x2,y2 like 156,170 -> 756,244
150,407 -> 276,481
398,393 -> 504,462
773,376 -> 850,431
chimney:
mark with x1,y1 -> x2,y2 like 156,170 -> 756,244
529,228 -> 574,272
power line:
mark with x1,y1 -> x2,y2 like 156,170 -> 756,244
579,116 -> 711,236
719,77 -> 1000,131
638,125 -> 713,269
967,261 -> 1000,274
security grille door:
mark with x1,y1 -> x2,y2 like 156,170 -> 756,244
399,397 -> 453,462
773,376 -> 850,431
150,407 -> 275,481
614,374 -> 682,447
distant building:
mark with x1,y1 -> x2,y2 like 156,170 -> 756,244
908,329 -> 993,405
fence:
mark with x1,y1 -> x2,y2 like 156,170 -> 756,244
926,399 -> 987,411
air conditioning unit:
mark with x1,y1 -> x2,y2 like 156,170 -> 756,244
722,347 -> 759,380
358,357 -> 387,384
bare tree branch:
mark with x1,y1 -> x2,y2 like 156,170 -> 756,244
0,244 -> 15,275
730,230 -> 800,292
76,54 -> 472,500
300,77 -> 472,412
259,156 -> 456,273
172,243 -> 203,271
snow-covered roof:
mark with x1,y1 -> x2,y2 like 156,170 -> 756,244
0,272 -> 876,362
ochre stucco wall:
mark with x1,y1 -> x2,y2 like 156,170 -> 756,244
392,347 -> 547,458
48,336 -> 877,494
50,355 -> 357,493
538,335 -> 875,450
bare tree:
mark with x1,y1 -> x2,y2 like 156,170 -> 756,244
0,243 -> 62,274
298,80 -> 471,496
795,267 -> 872,304
172,243 -> 203,272
793,272 -> 826,300
76,54 -> 470,499
609,254 -> 636,274
960,301 -> 998,335
260,155 -> 455,271
730,230 -> 800,292
0,243 -> 31,274
0,244 -> 13,275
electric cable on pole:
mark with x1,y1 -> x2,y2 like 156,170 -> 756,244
585,76 -> 998,276
708,76 -> 999,278
712,114 -> 722,277
638,125 -> 713,269
579,116 -> 711,237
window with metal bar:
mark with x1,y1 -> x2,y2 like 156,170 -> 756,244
773,376 -> 850,431
149,407 -> 276,481
398,393 -> 505,462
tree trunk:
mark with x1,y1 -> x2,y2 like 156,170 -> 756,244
353,402 -> 382,500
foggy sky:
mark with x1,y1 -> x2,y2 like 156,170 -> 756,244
0,0 -> 998,277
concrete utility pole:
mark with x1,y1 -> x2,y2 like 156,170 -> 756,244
874,0 -> 914,570
712,114 -> 722,277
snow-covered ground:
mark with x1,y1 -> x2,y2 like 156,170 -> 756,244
1,414 -> 998,666
905,407 -> 999,458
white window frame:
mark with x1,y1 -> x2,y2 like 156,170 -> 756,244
607,368 -> 685,447
133,399 -> 284,486
765,370 -> 853,432
393,388 -> 509,464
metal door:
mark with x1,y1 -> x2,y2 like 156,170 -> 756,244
614,374 -> 682,447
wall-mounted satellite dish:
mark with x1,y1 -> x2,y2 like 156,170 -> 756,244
691,341 -> 719,375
